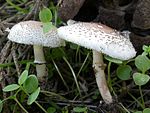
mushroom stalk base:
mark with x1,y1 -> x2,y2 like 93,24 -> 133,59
93,50 -> 113,104
33,45 -> 47,82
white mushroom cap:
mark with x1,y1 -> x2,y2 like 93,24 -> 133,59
7,21 -> 65,47
57,22 -> 136,60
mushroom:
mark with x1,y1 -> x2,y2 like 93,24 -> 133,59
57,20 -> 136,104
7,21 -> 65,82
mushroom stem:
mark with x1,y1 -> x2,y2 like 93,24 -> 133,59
33,45 -> 47,82
93,50 -> 113,104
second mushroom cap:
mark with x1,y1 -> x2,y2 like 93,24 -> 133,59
57,21 -> 136,60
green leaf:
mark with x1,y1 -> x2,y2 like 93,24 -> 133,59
135,55 -> 150,73
43,22 -> 56,33
134,111 -> 142,113
27,87 -> 40,105
73,107 -> 87,112
39,7 -> 52,22
142,52 -> 148,56
142,45 -> 150,57
143,45 -> 148,51
18,70 -> 28,85
104,55 -> 123,64
0,100 -> 3,112
143,45 -> 150,53
47,107 -> 56,113
23,75 -> 38,93
133,73 -> 150,86
143,108 -> 150,113
117,65 -> 132,80
3,84 -> 20,92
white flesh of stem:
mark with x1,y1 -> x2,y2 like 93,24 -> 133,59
93,50 -> 113,104
33,45 -> 47,82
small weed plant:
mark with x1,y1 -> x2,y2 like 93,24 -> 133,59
106,45 -> 150,112
0,70 -> 48,113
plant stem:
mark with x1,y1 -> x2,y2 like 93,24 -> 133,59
93,50 -> 112,104
34,101 -> 48,113
127,91 -> 144,109
52,58 -> 69,91
20,86 -> 48,113
41,90 -> 66,100
107,62 -> 111,87
75,45 -> 80,62
63,56 -> 82,98
139,86 -> 145,109
77,52 -> 90,78
119,103 -> 130,113
107,61 -> 116,96
14,98 -> 29,113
